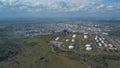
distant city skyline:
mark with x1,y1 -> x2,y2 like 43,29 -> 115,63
0,0 -> 120,20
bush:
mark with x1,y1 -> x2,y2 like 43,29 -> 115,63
0,39 -> 19,61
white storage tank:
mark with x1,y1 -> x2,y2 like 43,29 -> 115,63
96,40 -> 99,42
72,34 -> 76,38
98,43 -> 102,47
68,45 -> 74,49
101,40 -> 104,44
104,43 -> 108,47
66,39 -> 69,42
55,37 -> 60,41
84,35 -> 88,39
71,39 -> 75,42
99,38 -> 102,41
95,36 -> 98,40
108,44 -> 113,48
86,47 -> 92,51
85,44 -> 91,47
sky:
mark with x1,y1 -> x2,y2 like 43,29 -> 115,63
0,0 -> 120,20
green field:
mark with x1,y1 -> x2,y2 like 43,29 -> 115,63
107,60 -> 120,68
0,37 -> 88,68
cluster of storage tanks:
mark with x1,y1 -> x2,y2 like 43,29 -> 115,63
95,35 -> 118,52
95,35 -> 108,47
68,34 -> 77,49
84,34 -> 93,51
54,34 -> 118,52
54,34 -> 77,49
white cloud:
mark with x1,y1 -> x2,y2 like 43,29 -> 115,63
106,5 -> 113,10
0,0 -> 119,12
96,4 -> 105,10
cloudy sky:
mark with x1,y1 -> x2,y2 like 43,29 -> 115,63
0,0 -> 120,20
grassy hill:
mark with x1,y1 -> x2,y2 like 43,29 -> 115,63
0,37 -> 88,68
